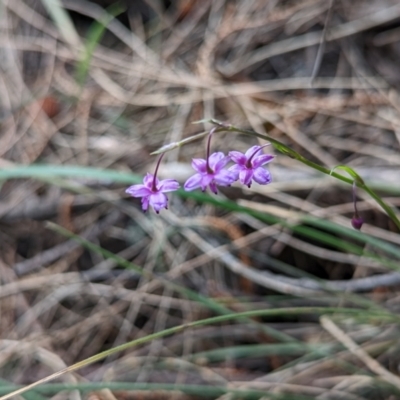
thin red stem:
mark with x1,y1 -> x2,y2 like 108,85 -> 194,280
152,153 -> 165,191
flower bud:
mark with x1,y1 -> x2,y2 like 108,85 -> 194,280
351,215 -> 364,230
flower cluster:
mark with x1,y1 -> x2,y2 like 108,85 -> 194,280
126,132 -> 274,213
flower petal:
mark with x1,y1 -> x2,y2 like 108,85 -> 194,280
143,173 -> 156,188
126,184 -> 152,198
214,169 -> 236,186
214,155 -> 231,172
239,168 -> 254,187
228,164 -> 242,181
201,174 -> 214,191
141,196 -> 150,212
208,152 -> 225,170
184,173 -> 203,191
192,158 -> 207,173
158,179 -> 180,192
253,167 -> 272,185
149,192 -> 168,213
209,181 -> 218,194
245,145 -> 261,159
228,151 -> 246,165
252,154 -> 274,168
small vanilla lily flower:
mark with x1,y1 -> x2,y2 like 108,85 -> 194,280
184,130 -> 236,194
126,155 -> 179,213
228,144 -> 274,188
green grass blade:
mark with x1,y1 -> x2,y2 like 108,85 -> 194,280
0,165 -> 141,184
1,165 -> 399,266
0,307 -> 395,400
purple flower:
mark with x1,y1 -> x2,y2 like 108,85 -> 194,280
126,155 -> 179,213
184,129 -> 237,194
351,216 -> 364,230
228,145 -> 274,188
184,152 -> 237,194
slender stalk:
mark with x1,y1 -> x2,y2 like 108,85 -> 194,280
151,153 -> 165,191
204,120 -> 400,230
205,127 -> 216,173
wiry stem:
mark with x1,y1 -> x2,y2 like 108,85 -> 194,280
353,182 -> 359,218
205,128 -> 216,174
152,153 -> 165,192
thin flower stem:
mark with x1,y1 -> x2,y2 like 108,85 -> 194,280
351,182 -> 364,230
353,182 -> 359,217
150,131 -> 209,155
205,128 -> 216,173
151,153 -> 165,191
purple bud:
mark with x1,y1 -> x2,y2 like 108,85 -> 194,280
351,216 -> 364,230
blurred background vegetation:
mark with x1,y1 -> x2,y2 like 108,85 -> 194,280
1,0 -> 400,399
